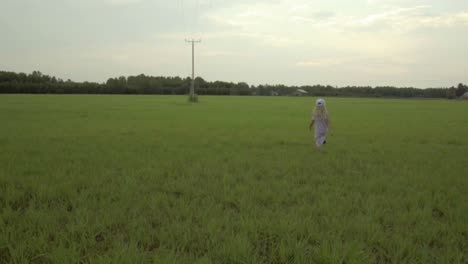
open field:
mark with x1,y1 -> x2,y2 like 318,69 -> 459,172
0,95 -> 467,263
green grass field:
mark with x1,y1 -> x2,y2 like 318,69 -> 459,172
0,95 -> 467,263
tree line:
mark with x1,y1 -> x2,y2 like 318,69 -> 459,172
1,71 -> 467,99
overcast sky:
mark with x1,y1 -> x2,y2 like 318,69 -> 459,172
1,0 -> 468,87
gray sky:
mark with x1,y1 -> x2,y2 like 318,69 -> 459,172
1,0 -> 468,87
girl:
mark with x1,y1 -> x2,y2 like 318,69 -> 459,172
309,98 -> 331,150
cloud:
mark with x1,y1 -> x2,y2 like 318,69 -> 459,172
348,6 -> 468,31
102,0 -> 143,6
200,51 -> 242,57
357,6 -> 431,26
295,55 -> 416,71
208,1 -> 468,36
296,58 -> 346,67
366,0 -> 428,5
204,1 -> 338,47
289,5 -> 468,33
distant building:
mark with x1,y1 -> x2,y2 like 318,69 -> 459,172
463,92 -> 468,100
271,91 -> 279,96
291,89 -> 308,96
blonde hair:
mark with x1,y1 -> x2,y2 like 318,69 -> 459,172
313,105 -> 328,120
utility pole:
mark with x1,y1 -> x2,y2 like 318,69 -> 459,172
185,39 -> 201,102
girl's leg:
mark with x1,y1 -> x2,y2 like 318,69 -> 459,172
315,136 -> 324,150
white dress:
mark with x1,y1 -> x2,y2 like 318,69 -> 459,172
312,113 -> 329,147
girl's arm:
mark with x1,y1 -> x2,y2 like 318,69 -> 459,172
309,120 -> 315,131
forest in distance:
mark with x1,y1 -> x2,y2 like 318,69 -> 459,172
0,70 -> 467,99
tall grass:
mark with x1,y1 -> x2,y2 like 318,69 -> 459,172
0,95 -> 467,263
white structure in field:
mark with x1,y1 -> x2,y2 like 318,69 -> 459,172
292,89 -> 308,96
